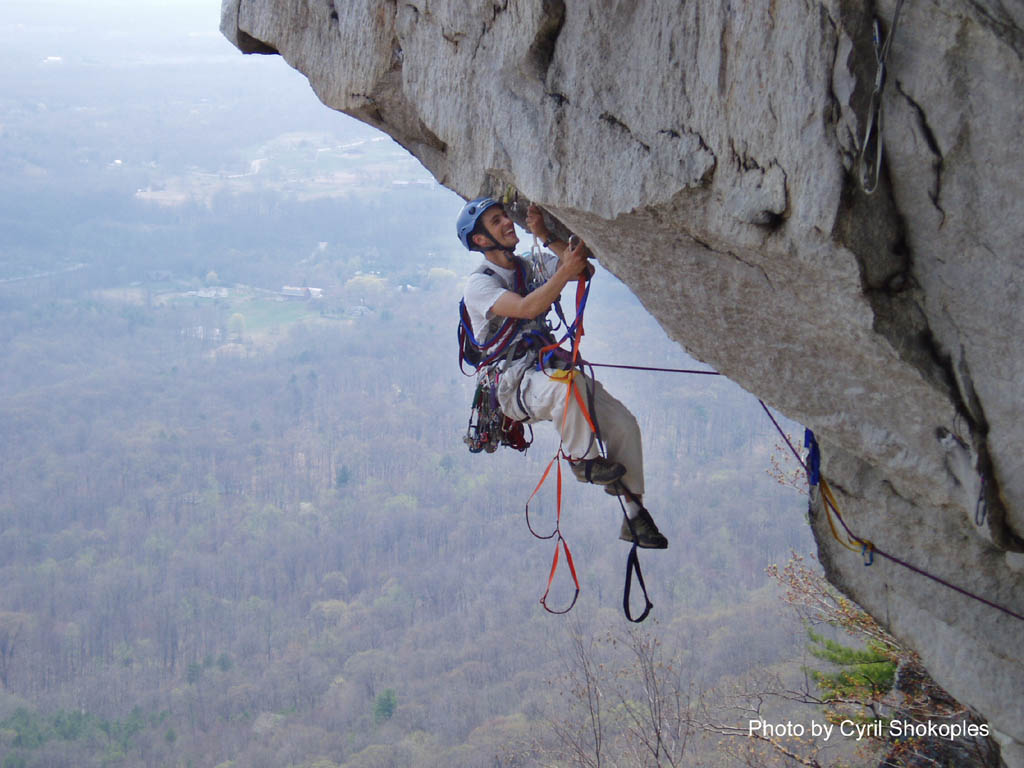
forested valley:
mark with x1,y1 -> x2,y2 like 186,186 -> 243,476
0,256 -> 814,766
0,4 -> 875,767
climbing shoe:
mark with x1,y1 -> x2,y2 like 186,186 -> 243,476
619,508 -> 669,549
569,457 -> 626,486
604,481 -> 625,496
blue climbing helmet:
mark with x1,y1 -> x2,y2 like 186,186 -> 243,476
456,196 -> 501,251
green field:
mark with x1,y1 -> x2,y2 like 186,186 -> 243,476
229,296 -> 325,334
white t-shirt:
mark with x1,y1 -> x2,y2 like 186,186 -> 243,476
462,251 -> 559,347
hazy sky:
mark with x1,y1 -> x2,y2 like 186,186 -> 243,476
7,0 -> 220,34
3,0 -> 281,73
1,0 -> 387,155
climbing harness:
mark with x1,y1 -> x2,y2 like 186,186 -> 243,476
455,240 -> 597,612
858,0 -> 906,194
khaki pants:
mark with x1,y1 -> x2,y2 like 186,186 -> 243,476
501,366 -> 645,496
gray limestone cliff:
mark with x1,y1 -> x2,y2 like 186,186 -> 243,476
221,0 -> 1024,759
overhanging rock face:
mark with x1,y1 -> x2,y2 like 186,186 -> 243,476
222,0 -> 1024,756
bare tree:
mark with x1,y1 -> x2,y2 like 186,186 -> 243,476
542,617 -> 606,768
540,620 -> 698,768
0,611 -> 28,689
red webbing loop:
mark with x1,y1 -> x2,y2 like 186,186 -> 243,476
525,455 -> 559,539
525,452 -> 582,613
539,534 -> 581,614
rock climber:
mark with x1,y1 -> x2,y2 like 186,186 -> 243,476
457,196 -> 668,548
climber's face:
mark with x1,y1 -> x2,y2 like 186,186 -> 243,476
474,205 -> 518,251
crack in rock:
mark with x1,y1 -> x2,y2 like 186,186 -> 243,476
964,0 -> 1024,60
691,235 -> 773,288
599,112 -> 650,152
724,140 -> 787,226
895,81 -> 946,224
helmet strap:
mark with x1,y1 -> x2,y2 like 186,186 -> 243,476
473,228 -> 512,256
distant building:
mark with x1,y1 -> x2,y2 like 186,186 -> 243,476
179,326 -> 222,342
195,287 -> 228,299
281,286 -> 324,299
345,305 -> 373,318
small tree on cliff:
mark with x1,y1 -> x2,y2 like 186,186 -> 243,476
769,554 -> 1001,767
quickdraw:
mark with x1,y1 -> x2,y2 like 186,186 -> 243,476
974,475 -> 988,527
858,0 -> 906,194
